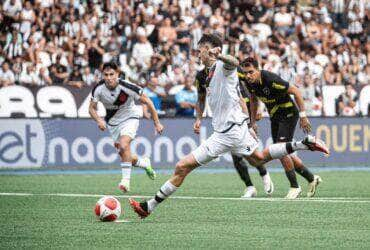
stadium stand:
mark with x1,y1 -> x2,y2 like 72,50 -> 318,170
0,0 -> 369,117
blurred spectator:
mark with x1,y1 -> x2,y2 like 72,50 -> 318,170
176,19 -> 191,55
337,84 -> 359,116
0,0 -> 368,117
4,30 -> 23,60
0,62 -> 15,86
159,17 -> 177,45
39,67 -> 52,86
3,0 -> 22,31
68,66 -> 83,89
19,64 -> 39,86
175,77 -> 197,117
330,0 -> 348,30
273,6 -> 294,36
19,1 -> 35,39
357,64 -> 370,85
131,27 -> 154,69
348,5 -> 365,40
48,55 -> 69,85
143,75 -> 167,117
82,66 -> 95,86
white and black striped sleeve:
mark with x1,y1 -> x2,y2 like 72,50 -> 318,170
118,79 -> 143,100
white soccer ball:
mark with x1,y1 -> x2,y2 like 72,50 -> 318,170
94,196 -> 121,222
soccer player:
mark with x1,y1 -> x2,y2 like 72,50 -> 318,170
89,62 -> 164,192
129,34 -> 329,218
194,65 -> 274,198
239,57 -> 322,199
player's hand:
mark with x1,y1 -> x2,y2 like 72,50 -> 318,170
193,119 -> 201,134
154,122 -> 164,135
300,117 -> 312,134
97,119 -> 106,131
255,112 -> 262,121
208,47 -> 221,58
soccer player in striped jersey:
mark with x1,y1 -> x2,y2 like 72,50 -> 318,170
89,62 -> 164,192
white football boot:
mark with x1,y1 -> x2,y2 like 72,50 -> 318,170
307,175 -> 322,197
241,186 -> 257,198
118,179 -> 130,193
262,173 -> 274,195
285,186 -> 302,199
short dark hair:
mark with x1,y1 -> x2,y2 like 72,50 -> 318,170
198,33 -> 223,48
102,62 -> 119,71
240,57 -> 259,68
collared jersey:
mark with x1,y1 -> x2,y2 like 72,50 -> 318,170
195,60 -> 248,133
196,66 -> 251,113
239,70 -> 298,120
91,78 -> 143,126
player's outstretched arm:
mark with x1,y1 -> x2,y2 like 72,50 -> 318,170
217,54 -> 239,70
89,100 -> 106,131
139,94 -> 164,134
208,47 -> 239,70
287,85 -> 311,133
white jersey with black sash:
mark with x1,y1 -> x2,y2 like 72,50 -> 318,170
91,79 -> 143,126
207,60 -> 249,133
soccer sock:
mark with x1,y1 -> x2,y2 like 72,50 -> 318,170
120,162 -> 132,183
133,157 -> 148,169
268,143 -> 290,159
291,141 -> 308,150
295,166 -> 314,183
256,166 -> 267,177
232,155 -> 253,187
147,180 -> 178,212
269,141 -> 310,159
285,169 -> 299,188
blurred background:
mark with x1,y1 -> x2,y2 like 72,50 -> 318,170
0,0 -> 369,169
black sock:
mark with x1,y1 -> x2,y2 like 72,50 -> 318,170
232,154 -> 253,187
285,169 -> 299,188
295,166 -> 314,182
141,201 -> 149,212
256,166 -> 267,176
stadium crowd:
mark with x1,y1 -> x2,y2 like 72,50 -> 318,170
0,0 -> 369,117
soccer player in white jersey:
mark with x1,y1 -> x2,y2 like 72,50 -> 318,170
89,62 -> 164,192
129,34 -> 329,219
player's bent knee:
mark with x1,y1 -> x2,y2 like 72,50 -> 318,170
118,143 -> 130,154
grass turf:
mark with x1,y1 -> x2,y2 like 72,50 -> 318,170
0,171 -> 370,249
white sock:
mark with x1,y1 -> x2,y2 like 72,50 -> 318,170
134,157 -> 148,169
120,162 -> 132,182
147,180 -> 178,212
292,141 -> 308,150
268,143 -> 289,159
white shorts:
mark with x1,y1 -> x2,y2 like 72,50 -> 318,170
107,118 -> 139,142
192,122 -> 258,165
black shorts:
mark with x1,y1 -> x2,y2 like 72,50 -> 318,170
271,114 -> 299,143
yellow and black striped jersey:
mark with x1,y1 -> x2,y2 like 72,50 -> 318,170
238,70 -> 298,120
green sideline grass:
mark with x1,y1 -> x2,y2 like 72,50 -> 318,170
0,171 -> 370,249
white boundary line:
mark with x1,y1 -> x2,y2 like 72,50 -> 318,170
1,192 -> 370,203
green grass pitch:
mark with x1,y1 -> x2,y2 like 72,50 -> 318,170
1,171 -> 370,249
